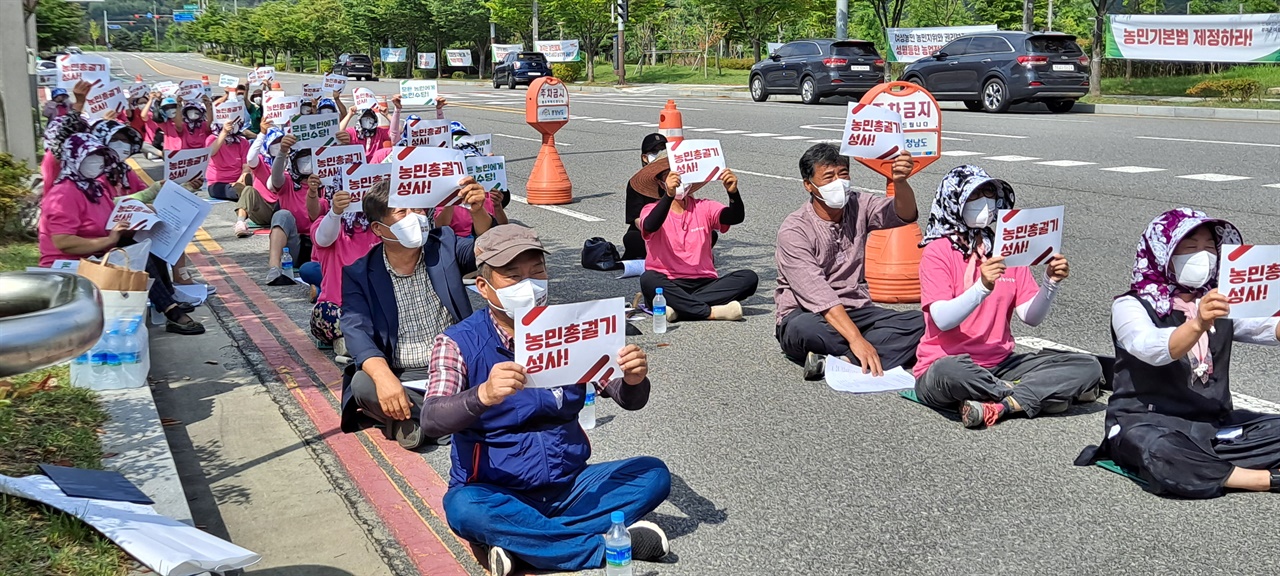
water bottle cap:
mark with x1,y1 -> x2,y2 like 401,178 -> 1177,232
283,248 -> 290,254
655,287 -> 663,294
610,511 -> 624,524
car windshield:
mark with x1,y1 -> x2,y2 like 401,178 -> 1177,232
1028,36 -> 1082,54
518,53 -> 547,62
831,43 -> 877,57
349,55 -> 372,64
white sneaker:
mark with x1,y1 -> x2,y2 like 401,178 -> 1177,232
487,546 -> 513,576
234,220 -> 250,238
626,521 -> 670,561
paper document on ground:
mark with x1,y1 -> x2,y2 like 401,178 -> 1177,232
173,284 -> 209,305
824,356 -> 915,393
0,474 -> 260,576
617,260 -> 645,279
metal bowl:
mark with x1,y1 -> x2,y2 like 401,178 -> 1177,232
0,272 -> 103,377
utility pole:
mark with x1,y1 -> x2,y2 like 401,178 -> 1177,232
1048,0 -> 1054,30
1023,0 -> 1034,31
616,0 -> 627,85
104,10 -> 110,48
154,2 -> 160,47
532,0 -> 539,44
835,0 -> 848,40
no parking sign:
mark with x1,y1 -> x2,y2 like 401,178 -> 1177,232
854,82 -> 942,178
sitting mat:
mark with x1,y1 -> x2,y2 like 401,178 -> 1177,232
1096,459 -> 1148,486
898,389 -> 959,416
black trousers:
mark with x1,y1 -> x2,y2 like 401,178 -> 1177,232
1108,412 -> 1280,499
776,305 -> 924,371
349,368 -> 428,439
639,269 -> 758,320
621,225 -> 646,261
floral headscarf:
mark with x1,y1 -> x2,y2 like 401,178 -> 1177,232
212,117 -> 245,145
181,101 -> 207,133
287,148 -> 312,190
89,120 -> 142,192
258,127 -> 286,168
324,179 -> 369,236
43,111 -> 88,154
355,108 -> 379,140
57,134 -> 110,203
920,165 -> 1015,259
1126,208 -> 1242,317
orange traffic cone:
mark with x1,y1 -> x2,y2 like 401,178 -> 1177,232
134,74 -> 143,83
659,100 -> 683,144
865,180 -> 924,303
526,134 -> 573,205
270,81 -> 282,91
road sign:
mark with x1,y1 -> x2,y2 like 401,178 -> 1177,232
145,12 -> 153,18
173,11 -> 195,22
108,24 -> 121,30
184,3 -> 199,9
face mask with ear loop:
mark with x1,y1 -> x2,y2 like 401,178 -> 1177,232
810,178 -> 850,210
962,197 -> 997,229
1170,250 -> 1217,290
381,213 -> 429,249
483,277 -> 549,318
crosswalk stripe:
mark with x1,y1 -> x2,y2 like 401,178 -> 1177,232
1036,160 -> 1097,167
941,150 -> 984,157
1265,183 -> 1280,189
1177,173 -> 1252,182
1101,166 -> 1166,173
690,128 -> 723,132
983,155 -> 1040,162
715,130 -> 747,134
744,132 -> 781,137
774,135 -> 812,140
623,121 -> 649,125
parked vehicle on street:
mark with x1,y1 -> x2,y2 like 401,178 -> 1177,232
749,39 -> 886,105
333,54 -> 376,81
900,31 -> 1089,113
493,51 -> 552,89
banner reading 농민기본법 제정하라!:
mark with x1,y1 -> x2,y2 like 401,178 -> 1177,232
1106,14 -> 1280,62
885,25 -> 999,62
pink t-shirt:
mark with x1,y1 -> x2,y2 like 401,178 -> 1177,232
38,180 -> 116,267
310,213 -> 378,307
41,153 -> 60,195
345,126 -> 391,158
433,196 -> 496,238
914,239 -> 1040,378
250,161 -> 285,204
639,197 -> 728,280
277,181 -> 314,234
160,122 -> 213,150
204,134 -> 249,184
101,171 -> 148,199
368,147 -> 393,164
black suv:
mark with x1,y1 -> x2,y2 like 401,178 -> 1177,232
333,54 -> 375,81
749,39 -> 886,105
493,52 -> 551,89
901,32 -> 1089,113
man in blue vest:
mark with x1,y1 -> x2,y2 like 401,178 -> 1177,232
421,224 -> 672,576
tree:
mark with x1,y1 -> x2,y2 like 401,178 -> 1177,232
541,0 -> 617,82
113,29 -> 142,51
699,0 -> 807,61
31,0 -> 85,51
430,0 -> 490,77
89,20 -> 101,47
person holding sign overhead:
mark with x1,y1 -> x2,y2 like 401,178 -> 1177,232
342,94 -> 401,158
205,115 -> 251,202
148,96 -> 213,151
298,181 -> 380,354
339,179 -> 492,450
421,224 -> 670,576
1077,209 -> 1280,499
911,166 -> 1101,429
239,128 -> 323,285
632,156 -> 755,322
774,143 -> 925,379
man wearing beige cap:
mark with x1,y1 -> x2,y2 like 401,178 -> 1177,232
421,224 -> 672,576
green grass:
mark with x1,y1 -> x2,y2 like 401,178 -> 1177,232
1101,65 -> 1280,96
0,240 -> 39,273
586,62 -> 751,86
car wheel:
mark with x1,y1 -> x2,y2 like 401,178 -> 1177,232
981,78 -> 1010,113
750,75 -> 769,102
493,74 -> 501,89
1046,99 -> 1076,113
508,74 -> 516,90
903,74 -> 924,88
800,77 -> 820,105
963,100 -> 983,112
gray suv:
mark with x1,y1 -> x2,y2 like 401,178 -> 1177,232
750,39 -> 886,105
901,32 -> 1089,113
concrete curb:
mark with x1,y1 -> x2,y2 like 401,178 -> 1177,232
98,385 -> 193,525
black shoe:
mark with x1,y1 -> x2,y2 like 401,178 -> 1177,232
802,352 -> 825,381
487,546 -> 513,576
165,317 -> 206,335
173,302 -> 196,314
392,419 -> 424,450
626,521 -> 670,561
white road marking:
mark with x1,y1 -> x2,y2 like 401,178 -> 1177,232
1135,136 -> 1280,149
808,139 -> 839,144
945,131 -> 1028,139
1037,160 -> 1097,167
1015,336 -> 1280,415
600,119 -> 630,124
509,194 -> 603,222
623,121 -> 650,126
690,127 -> 723,132
715,130 -> 748,134
744,132 -> 781,137
641,123 -> 659,127
571,116 -> 593,120
494,133 -> 571,146
1101,166 -> 1166,173
734,169 -> 881,195
774,135 -> 812,140
984,155 -> 1041,162
1177,173 -> 1252,182
940,137 -> 970,142
1266,184 -> 1280,189
942,150 -> 985,157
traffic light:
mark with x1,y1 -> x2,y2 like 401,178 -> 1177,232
616,0 -> 628,23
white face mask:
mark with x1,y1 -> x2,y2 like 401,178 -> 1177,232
962,197 -> 997,229
185,110 -> 203,122
488,278 -> 549,317
1170,250 -> 1217,290
643,152 -> 659,164
108,141 -> 133,160
268,143 -> 282,157
812,178 -> 850,210
295,156 -> 313,176
301,106 -> 314,115
161,108 -> 177,120
360,116 -> 377,130
384,213 -> 428,249
252,96 -> 262,105
79,155 -> 106,179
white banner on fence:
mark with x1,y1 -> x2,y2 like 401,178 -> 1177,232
885,25 -> 999,62
534,40 -> 581,62
418,52 -> 437,69
1106,14 -> 1280,62
381,47 -> 407,63
493,44 -> 523,63
446,50 -> 473,67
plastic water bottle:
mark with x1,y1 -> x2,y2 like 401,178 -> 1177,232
579,387 -> 596,430
604,511 -> 632,576
281,248 -> 295,280
652,288 -> 667,334
118,318 -> 141,365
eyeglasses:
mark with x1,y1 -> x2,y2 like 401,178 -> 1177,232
969,186 -> 998,199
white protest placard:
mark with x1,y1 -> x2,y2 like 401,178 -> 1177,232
1219,245 -> 1280,318
323,73 -> 347,93
288,112 -> 341,150
993,206 -> 1065,267
256,66 -> 277,84
417,52 -> 437,69
302,83 -> 323,101
457,133 -> 493,155
136,181 -> 214,265
352,88 -> 378,111
465,155 -> 507,193
263,95 -> 301,125
202,79 -> 214,99
390,146 -> 468,209
399,80 -> 438,106
127,82 -> 149,100
310,144 -> 367,186
665,139 -> 726,199
84,81 -> 127,119
213,99 -> 245,125
106,199 -> 162,231
340,162 -> 392,213
405,117 -> 451,147
840,102 -> 906,161
446,50 -> 473,67
164,147 -> 211,185
218,74 -> 239,89
153,81 -> 179,97
515,297 -> 626,388
177,80 -> 204,102
56,54 -> 110,90
38,69 -> 57,88
492,44 -> 522,63
534,40 -> 582,62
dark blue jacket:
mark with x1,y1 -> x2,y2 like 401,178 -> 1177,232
339,227 -> 476,433
445,309 -> 591,492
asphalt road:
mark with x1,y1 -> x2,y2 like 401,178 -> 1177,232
104,51 -> 1280,575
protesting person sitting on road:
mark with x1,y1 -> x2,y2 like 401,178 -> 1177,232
1077,208 -> 1280,498
449,121 -> 484,157
147,94 -> 212,151
90,120 -> 147,197
297,182 -> 380,355
206,116 -> 251,202
339,179 -> 493,450
123,93 -> 163,161
620,133 -> 667,261
38,133 -> 204,335
422,224 -> 671,576
238,129 -> 323,285
633,158 -> 756,322
299,98 -> 316,116
774,143 -> 925,379
247,87 -> 265,133
41,105 -> 89,194
317,96 -> 342,117
342,95 -> 401,158
911,166 -> 1102,428
42,87 -> 71,122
